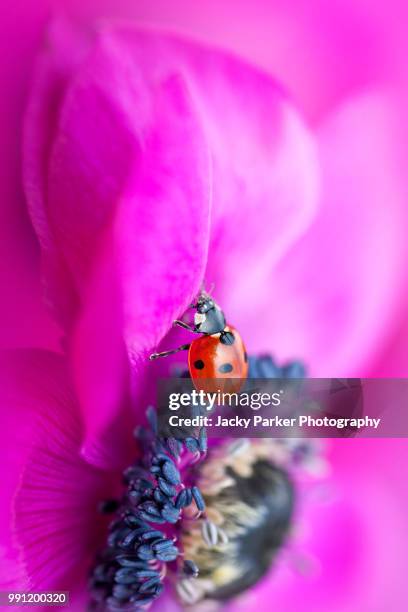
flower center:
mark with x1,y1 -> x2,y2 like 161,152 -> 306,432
177,439 -> 294,605
90,355 -> 312,610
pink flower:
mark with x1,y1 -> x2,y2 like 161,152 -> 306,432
21,18 -> 408,460
1,3 -> 408,612
1,351 -> 407,611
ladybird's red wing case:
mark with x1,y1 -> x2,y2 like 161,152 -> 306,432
188,326 -> 248,393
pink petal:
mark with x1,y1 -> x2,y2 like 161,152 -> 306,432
94,27 -> 319,306
224,92 -> 407,376
113,73 -> 212,356
54,0 -> 398,120
204,95 -> 318,315
71,236 -> 135,469
24,24 -> 320,466
23,19 -> 93,328
0,350 -> 114,590
0,5 -> 61,351
371,314 -> 408,376
24,25 -> 212,466
45,27 -> 211,338
230,439 -> 408,611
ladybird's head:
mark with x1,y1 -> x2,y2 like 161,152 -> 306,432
196,294 -> 215,314
192,293 -> 226,335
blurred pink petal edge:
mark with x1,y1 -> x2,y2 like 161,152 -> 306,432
233,91 -> 408,376
0,351 -> 110,592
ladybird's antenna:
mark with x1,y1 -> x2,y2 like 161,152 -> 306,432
207,282 -> 215,296
199,280 -> 208,298
190,282 -> 205,308
200,281 -> 216,298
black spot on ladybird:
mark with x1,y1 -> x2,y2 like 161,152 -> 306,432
219,363 -> 233,374
194,359 -> 205,370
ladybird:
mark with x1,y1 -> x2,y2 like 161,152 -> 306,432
150,292 -> 248,392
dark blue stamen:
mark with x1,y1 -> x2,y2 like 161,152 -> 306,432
138,576 -> 161,593
123,516 -> 149,529
157,477 -> 177,497
123,465 -> 148,485
165,437 -> 181,458
155,546 -> 179,562
112,584 -> 133,599
198,427 -> 207,453
182,559 -> 199,578
175,488 -> 193,509
90,403 -> 207,611
151,452 -> 173,464
248,354 -> 306,379
114,572 -> 140,586
281,361 -> 306,378
185,437 -> 200,453
120,530 -> 143,548
161,502 -> 180,523
161,460 -> 181,486
127,491 -> 141,506
153,488 -> 168,505
138,511 -> 167,525
139,501 -> 161,516
146,406 -> 158,434
139,529 -> 165,542
191,486 -> 206,512
133,569 -> 160,579
107,528 -> 132,548
135,478 -> 154,492
116,557 -> 148,569
136,545 -> 156,561
152,538 -> 174,552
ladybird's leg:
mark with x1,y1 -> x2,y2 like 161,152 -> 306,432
173,320 -> 201,333
220,330 -> 235,345
149,344 -> 191,360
